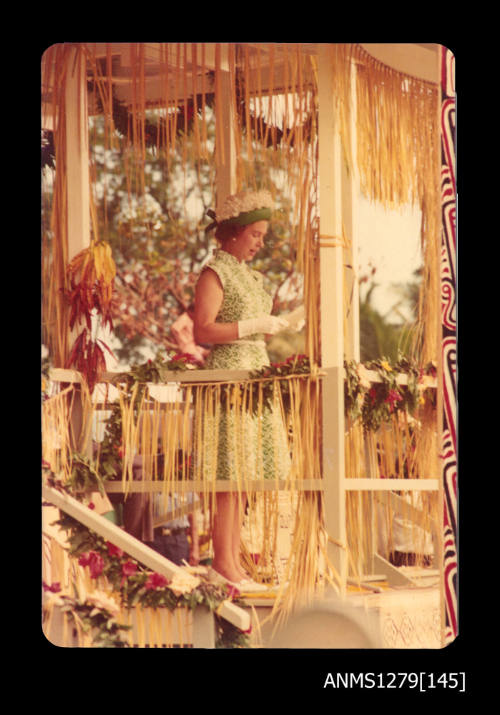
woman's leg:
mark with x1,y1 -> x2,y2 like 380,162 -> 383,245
211,492 -> 242,583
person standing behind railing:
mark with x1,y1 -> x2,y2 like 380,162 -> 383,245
194,190 -> 294,593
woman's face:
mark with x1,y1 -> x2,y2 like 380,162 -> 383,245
228,220 -> 269,262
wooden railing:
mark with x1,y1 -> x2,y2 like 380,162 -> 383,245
42,482 -> 250,647
45,364 -> 439,594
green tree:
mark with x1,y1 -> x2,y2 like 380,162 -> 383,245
89,110 -> 304,366
358,262 -> 423,363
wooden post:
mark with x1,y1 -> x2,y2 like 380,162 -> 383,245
317,44 -> 347,590
65,44 -> 91,262
215,44 -> 236,201
63,45 -> 95,461
342,59 -> 360,362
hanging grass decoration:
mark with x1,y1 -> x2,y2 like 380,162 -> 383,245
66,241 -> 116,332
247,354 -> 312,414
64,241 -> 117,392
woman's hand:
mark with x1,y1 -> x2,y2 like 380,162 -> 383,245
238,314 -> 289,338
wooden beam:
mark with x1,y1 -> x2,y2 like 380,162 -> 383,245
343,479 -> 439,491
48,366 -> 436,389
318,45 -> 348,589
65,45 -> 91,262
359,43 -> 440,84
215,44 -> 236,201
343,58 -> 360,362
104,478 -> 439,494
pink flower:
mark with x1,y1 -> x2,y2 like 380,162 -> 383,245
145,572 -> 168,590
78,551 -> 105,578
172,352 -> 197,363
106,541 -> 124,559
384,389 -> 402,412
225,584 -> 240,598
120,560 -> 138,587
43,581 -> 61,593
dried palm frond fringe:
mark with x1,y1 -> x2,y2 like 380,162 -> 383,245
43,362 -> 437,631
344,405 -> 439,578
42,41 -> 439,367
42,43 -> 441,628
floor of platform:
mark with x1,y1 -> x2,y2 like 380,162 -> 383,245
242,579 -> 442,649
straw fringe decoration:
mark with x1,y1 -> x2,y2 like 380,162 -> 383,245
43,42 -> 439,364
43,44 -> 442,632
41,529 -> 192,647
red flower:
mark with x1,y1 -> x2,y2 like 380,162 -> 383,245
106,541 -> 124,559
78,550 -> 105,578
88,502 -> 95,510
43,581 -> 61,593
120,560 -> 138,587
225,584 -> 240,598
171,352 -> 199,365
145,572 -> 168,590
384,388 -> 402,412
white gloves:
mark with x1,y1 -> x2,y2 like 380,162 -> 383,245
238,314 -> 289,338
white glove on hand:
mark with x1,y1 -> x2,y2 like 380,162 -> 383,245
238,314 -> 289,338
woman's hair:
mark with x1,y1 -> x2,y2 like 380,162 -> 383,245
214,222 -> 246,244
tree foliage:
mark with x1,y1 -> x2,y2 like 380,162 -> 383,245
89,111 -> 303,365
359,267 -> 422,363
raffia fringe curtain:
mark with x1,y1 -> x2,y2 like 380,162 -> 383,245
344,409 -> 439,576
42,42 -> 439,367
42,43 -> 441,619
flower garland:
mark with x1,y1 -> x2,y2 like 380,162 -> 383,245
344,355 -> 437,432
42,582 -> 131,648
43,452 -> 250,648
247,353 -> 312,415
44,493 -> 250,648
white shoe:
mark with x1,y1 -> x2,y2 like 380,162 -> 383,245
207,567 -> 242,589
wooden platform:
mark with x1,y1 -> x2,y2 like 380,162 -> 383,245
241,579 -> 442,649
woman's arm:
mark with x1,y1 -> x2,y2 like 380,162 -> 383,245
193,268 -> 239,345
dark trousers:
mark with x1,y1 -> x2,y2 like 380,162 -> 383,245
146,530 -> 189,566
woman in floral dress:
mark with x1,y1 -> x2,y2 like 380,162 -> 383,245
194,190 -> 291,590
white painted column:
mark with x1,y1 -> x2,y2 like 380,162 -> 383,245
64,45 -> 93,456
317,44 -> 347,589
215,44 -> 236,201
342,61 -> 360,362
65,44 -> 92,261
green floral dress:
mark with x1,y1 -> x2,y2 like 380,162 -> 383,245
198,249 -> 291,482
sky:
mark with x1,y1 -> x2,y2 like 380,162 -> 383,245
355,194 -> 422,323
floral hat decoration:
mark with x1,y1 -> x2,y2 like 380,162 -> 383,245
205,189 -> 273,232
